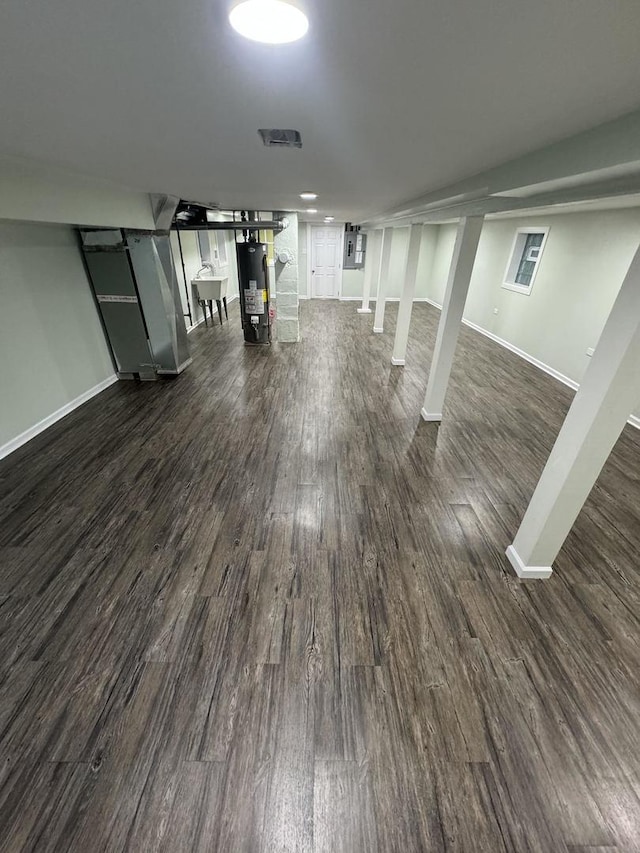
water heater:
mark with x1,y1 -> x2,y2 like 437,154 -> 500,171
236,240 -> 271,345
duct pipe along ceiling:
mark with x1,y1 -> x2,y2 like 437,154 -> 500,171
172,201 -> 288,232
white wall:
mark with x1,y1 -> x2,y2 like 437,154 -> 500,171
337,225 -> 440,301
298,222 -> 309,298
341,269 -> 364,298
223,231 -> 240,305
0,158 -> 154,229
170,228 -> 240,328
0,222 -> 116,455
415,226 -> 439,298
425,207 -> 640,417
170,230 -> 200,324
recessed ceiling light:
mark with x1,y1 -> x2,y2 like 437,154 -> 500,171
307,208 -> 318,214
324,216 -> 335,222
229,0 -> 309,44
300,192 -> 317,201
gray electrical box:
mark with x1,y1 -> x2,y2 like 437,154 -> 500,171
81,229 -> 191,380
343,227 -> 367,270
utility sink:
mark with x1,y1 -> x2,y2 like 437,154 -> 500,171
191,276 -> 228,301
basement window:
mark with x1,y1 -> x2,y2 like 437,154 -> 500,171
502,227 -> 549,294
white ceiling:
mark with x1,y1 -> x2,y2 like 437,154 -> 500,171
2,0 -> 640,223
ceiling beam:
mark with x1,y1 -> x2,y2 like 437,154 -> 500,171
364,108 -> 640,227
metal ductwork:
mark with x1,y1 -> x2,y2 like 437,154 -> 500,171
80,229 -> 191,380
172,201 -> 288,232
150,194 -> 180,231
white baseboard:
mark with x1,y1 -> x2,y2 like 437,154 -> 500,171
383,297 -> 432,303
420,408 -> 442,422
187,293 -> 238,333
187,315 -> 206,333
391,357 -> 405,366
2,293 -> 240,460
505,545 -> 553,579
462,317 -> 579,391
0,374 -> 119,462
338,297 -> 432,303
421,297 -> 640,430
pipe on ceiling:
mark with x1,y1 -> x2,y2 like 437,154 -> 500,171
173,220 -> 287,232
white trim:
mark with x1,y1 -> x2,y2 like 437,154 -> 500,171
187,315 -> 206,333
373,327 -> 384,334
502,281 -> 534,296
502,226 -> 549,296
309,224 -> 344,299
391,357 -> 405,366
462,318 -> 579,390
0,374 -> 119,461
384,297 -> 430,302
306,224 -> 312,299
420,408 -> 442,422
340,296 -> 433,303
187,293 -> 238,333
356,307 -> 372,313
421,296 -> 640,430
338,229 -> 345,299
506,545 -> 552,579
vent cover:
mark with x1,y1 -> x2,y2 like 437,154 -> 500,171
258,129 -> 302,149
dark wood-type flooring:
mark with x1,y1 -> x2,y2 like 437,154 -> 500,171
1,300 -> 640,852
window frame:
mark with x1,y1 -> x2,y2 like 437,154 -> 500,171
502,226 -> 549,295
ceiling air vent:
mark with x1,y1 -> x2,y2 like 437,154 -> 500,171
258,128 -> 302,149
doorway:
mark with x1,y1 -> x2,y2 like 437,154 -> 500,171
310,225 -> 343,298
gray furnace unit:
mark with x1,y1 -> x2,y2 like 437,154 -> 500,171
80,229 -> 191,380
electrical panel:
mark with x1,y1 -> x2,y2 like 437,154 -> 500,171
343,224 -> 367,270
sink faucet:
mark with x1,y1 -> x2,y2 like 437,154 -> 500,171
197,261 -> 215,277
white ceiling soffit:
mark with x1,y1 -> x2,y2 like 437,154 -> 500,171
487,193 -> 640,219
365,110 -> 640,226
368,191 -> 640,227
491,161 -> 640,199
2,0 -> 640,222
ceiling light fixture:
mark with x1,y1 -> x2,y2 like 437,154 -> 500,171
324,216 -> 335,222
229,0 -> 309,44
300,192 -> 317,201
307,208 -> 318,214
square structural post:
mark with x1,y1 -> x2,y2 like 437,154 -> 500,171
358,229 -> 382,314
391,224 -> 423,366
507,241 -> 640,579
372,228 -> 394,333
421,216 -> 484,421
274,213 -> 300,342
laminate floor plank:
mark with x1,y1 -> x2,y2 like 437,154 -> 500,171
1,301 -> 639,850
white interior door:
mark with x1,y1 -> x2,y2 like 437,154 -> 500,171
311,226 -> 342,298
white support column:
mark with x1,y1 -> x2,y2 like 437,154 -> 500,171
358,229 -> 381,314
391,224 -> 423,365
421,216 -> 484,421
372,228 -> 394,333
506,242 -> 640,579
